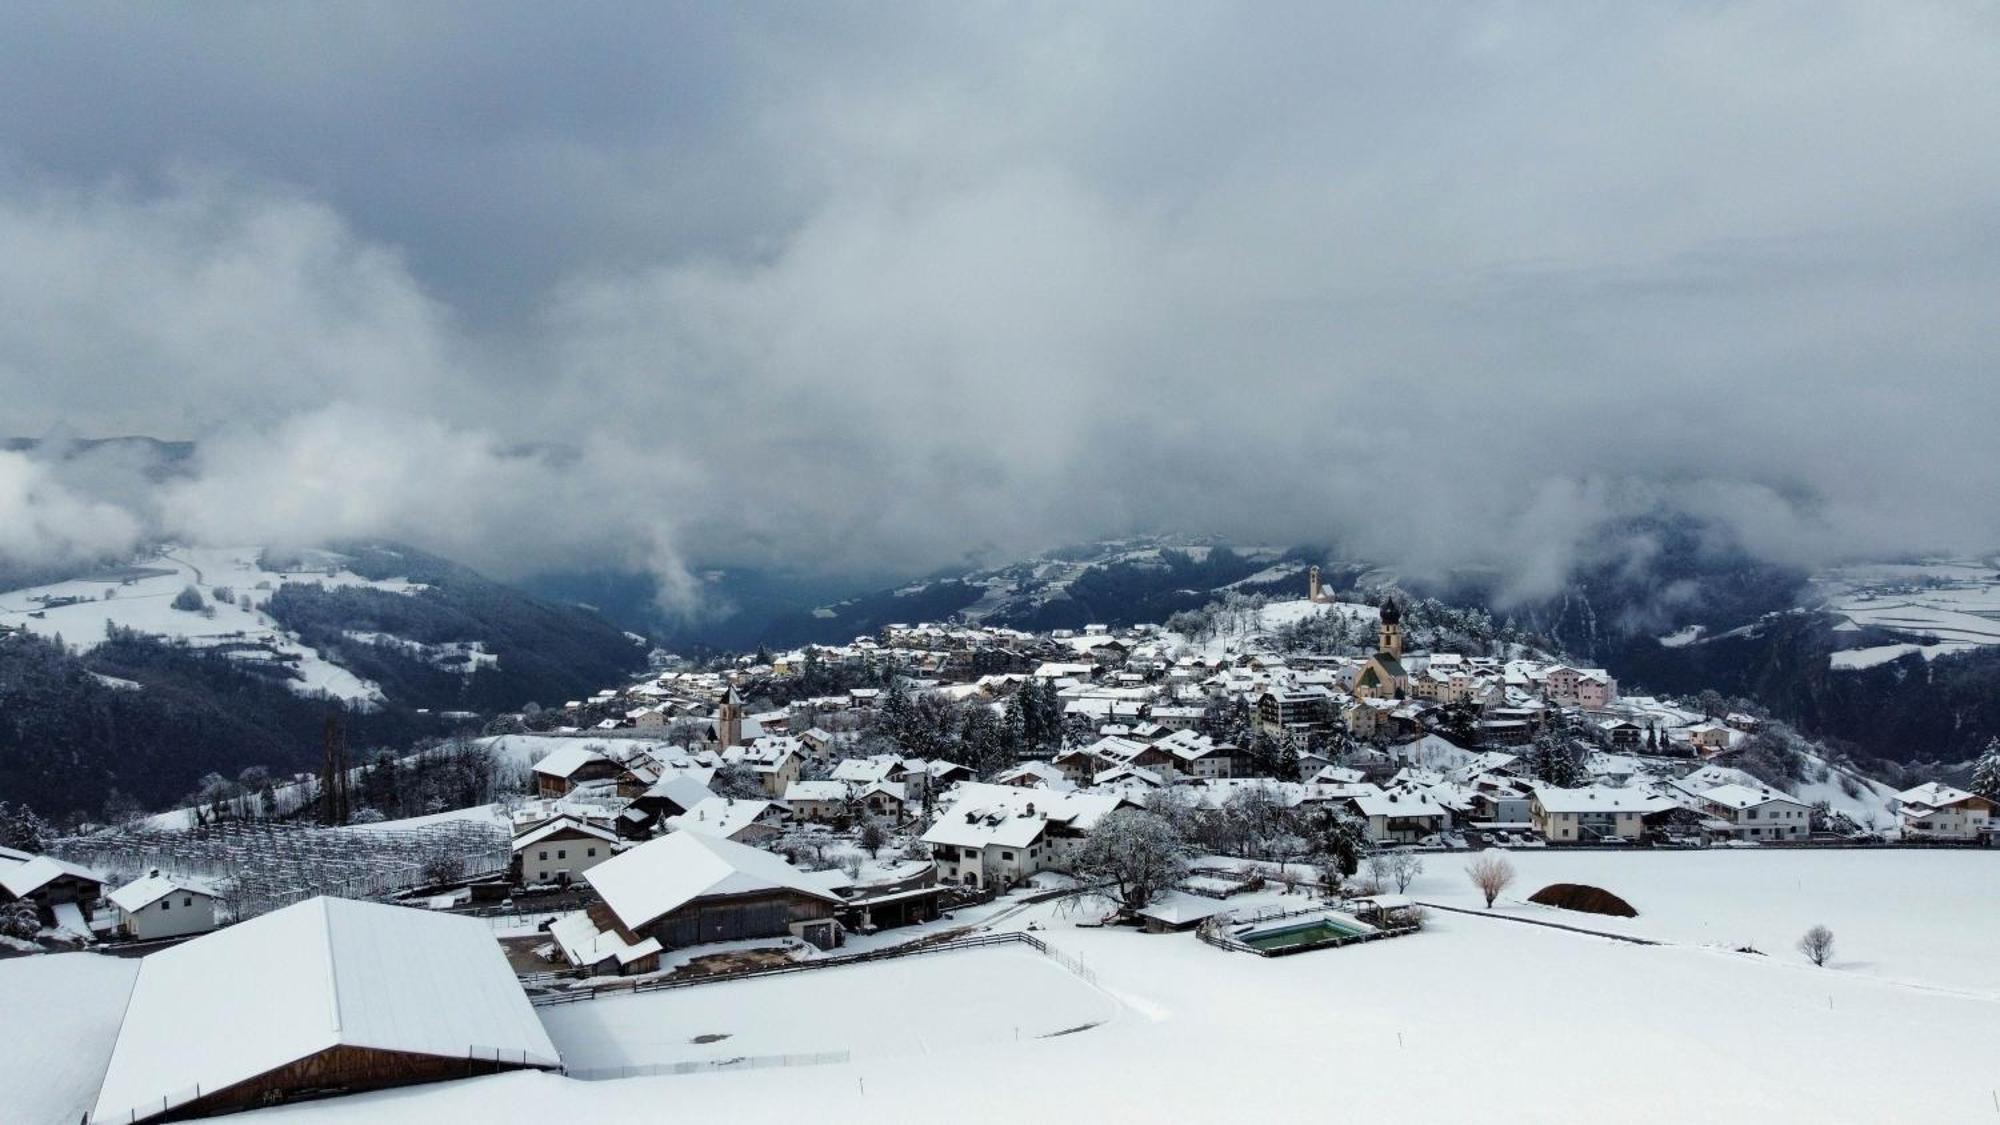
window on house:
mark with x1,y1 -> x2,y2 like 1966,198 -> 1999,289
539,850 -> 549,860
557,849 -> 567,859
587,847 -> 597,857
183,897 -> 192,907
1002,851 -> 1015,860
161,900 -> 170,910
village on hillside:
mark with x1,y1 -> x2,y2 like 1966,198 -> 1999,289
4,572 -> 1998,1123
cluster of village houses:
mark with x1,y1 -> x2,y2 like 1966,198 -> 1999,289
436,588 -> 1991,977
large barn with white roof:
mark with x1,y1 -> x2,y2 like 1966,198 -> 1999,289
89,896 -> 559,1123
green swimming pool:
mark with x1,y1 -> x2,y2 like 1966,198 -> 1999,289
1234,914 -> 1371,951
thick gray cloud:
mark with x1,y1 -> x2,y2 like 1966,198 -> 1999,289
1,3 -> 1997,607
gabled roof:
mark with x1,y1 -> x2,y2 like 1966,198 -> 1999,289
531,744 -> 608,779
512,816 -> 620,851
642,774 -> 716,811
666,797 -> 783,840
0,855 -> 102,899
91,897 -> 558,1124
1696,783 -> 1804,811
784,780 -> 852,802
586,830 -> 841,931
1532,786 -> 1677,815
107,872 -> 219,914
921,783 -> 1127,849
1896,782 -> 1992,811
1344,790 -> 1449,820
830,756 -> 902,784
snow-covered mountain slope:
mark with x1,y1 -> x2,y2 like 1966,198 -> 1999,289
1808,557 -> 2000,669
0,546 -> 431,705
772,536 -> 1306,644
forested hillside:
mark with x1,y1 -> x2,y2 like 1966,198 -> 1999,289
0,631 -> 447,821
0,541 -> 648,821
265,542 -> 648,713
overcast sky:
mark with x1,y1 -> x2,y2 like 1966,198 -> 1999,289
2,3 -> 1997,607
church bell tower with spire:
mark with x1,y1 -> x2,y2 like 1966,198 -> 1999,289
1377,596 -> 1404,658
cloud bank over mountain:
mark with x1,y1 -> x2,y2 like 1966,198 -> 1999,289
3,4 -> 1997,607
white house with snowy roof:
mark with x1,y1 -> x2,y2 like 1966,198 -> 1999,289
1688,783 -> 1810,841
1531,786 -> 1675,843
1894,783 -> 1995,841
106,870 -> 220,941
512,815 -> 621,886
922,783 -> 1129,889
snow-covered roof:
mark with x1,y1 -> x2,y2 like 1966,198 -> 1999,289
0,854 -> 102,898
107,872 -> 219,914
586,830 -> 841,931
666,797 -> 783,840
549,910 -> 662,969
643,774 -> 716,810
994,761 -> 1072,788
1532,786 -> 1677,815
922,783 -> 1127,850
830,756 -> 903,784
512,816 -> 620,851
1896,782 -> 1991,810
785,780 -> 852,803
91,897 -> 559,1124
1345,790 -> 1450,820
1135,890 -> 1233,926
1697,783 -> 1805,811
531,744 -> 608,779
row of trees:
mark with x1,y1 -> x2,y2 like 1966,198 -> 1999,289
865,677 -> 1079,774
1068,786 -> 1379,912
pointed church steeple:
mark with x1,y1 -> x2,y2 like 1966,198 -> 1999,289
716,684 -> 744,747
1377,596 -> 1404,658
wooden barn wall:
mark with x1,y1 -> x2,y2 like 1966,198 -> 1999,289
156,1045 -> 539,1122
644,889 -> 834,949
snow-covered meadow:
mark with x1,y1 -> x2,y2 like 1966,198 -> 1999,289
1813,558 -> 2000,668
541,946 -> 1117,1074
240,849 -> 2000,1125
1413,847 -> 2000,992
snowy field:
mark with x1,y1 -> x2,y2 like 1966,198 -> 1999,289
541,946 -> 1118,1073
242,849 -> 2000,1125
0,953 -> 139,1125
1812,557 -> 2000,668
1413,848 -> 2000,993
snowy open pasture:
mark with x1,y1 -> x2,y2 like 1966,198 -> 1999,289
1413,847 -> 2000,992
1812,557 -> 2000,667
541,946 -> 1118,1073
246,850 -> 2000,1125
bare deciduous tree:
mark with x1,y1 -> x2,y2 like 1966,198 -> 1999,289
1465,853 -> 1515,908
1384,851 -> 1424,893
1798,924 -> 1835,966
1073,808 -> 1189,913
